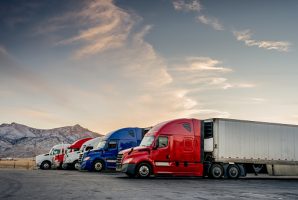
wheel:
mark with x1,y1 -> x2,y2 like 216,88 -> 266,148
61,163 -> 68,170
93,160 -> 105,172
209,164 -> 224,178
74,161 -> 80,170
40,161 -> 51,170
136,163 -> 151,178
227,164 -> 240,179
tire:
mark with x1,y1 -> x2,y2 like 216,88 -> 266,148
61,163 -> 68,170
93,160 -> 105,172
40,161 -> 51,170
74,161 -> 80,170
209,164 -> 224,179
227,164 -> 240,179
136,163 -> 152,178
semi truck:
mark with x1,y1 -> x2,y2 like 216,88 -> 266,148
35,143 -> 70,170
116,118 -> 298,178
80,127 -> 150,172
53,138 -> 92,169
63,137 -> 102,170
77,137 -> 102,169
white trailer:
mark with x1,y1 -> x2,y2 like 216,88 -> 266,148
204,118 -> 298,177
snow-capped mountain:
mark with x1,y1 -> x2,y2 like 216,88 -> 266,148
0,122 -> 102,158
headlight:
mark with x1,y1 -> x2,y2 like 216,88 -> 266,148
83,157 -> 90,161
123,158 -> 133,164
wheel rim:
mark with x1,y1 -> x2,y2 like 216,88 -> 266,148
94,162 -> 102,171
75,163 -> 80,170
139,165 -> 150,177
229,166 -> 239,178
43,163 -> 50,169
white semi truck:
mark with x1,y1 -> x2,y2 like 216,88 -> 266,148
63,137 -> 102,170
35,143 -> 70,170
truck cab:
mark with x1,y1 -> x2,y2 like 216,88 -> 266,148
77,137 -> 102,169
60,137 -> 92,169
116,119 -> 203,178
35,143 -> 70,170
80,127 -> 149,172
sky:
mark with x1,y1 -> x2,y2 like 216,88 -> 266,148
0,0 -> 298,134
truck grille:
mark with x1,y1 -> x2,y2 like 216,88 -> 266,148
116,153 -> 123,169
78,153 -> 83,163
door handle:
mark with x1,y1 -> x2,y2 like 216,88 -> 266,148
166,155 -> 170,159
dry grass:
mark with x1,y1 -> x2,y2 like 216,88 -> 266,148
0,158 -> 36,170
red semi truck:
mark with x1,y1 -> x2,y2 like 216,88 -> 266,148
116,118 -> 298,178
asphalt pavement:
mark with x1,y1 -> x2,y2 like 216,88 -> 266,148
0,169 -> 298,200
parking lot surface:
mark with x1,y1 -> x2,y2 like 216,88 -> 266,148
0,169 -> 298,200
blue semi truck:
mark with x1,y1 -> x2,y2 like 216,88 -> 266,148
80,127 -> 150,172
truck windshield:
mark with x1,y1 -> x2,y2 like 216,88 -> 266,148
96,140 -> 107,149
140,136 -> 155,147
50,149 -> 61,155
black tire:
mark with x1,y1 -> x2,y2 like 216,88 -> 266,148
93,160 -> 105,172
40,161 -> 51,170
209,164 -> 224,179
227,164 -> 240,179
61,163 -> 68,170
136,163 -> 152,178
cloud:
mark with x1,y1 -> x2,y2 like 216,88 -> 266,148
184,109 -> 230,119
50,0 -> 135,59
172,57 -> 232,72
197,15 -> 223,31
172,0 -> 202,12
233,29 -> 291,52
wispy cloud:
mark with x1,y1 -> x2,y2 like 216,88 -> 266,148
173,57 -> 232,72
172,0 -> 201,12
197,15 -> 223,31
50,0 -> 134,59
233,29 -> 291,52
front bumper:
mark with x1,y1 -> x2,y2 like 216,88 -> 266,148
116,163 -> 136,175
80,160 -> 93,171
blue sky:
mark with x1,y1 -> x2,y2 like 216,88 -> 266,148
0,0 -> 297,133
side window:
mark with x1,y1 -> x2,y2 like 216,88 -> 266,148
52,149 -> 61,155
129,130 -> 135,137
108,141 -> 117,149
182,123 -> 191,132
157,136 -> 168,148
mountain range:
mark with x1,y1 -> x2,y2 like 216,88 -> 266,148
0,122 -> 102,158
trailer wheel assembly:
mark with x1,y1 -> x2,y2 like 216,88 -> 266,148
40,161 -> 51,170
227,164 -> 240,179
93,160 -> 104,172
209,164 -> 224,178
136,163 -> 151,178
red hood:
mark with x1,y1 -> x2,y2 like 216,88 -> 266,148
119,146 -> 150,155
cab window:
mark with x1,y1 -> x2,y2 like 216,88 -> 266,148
107,141 -> 117,149
51,149 -> 61,155
157,136 -> 168,148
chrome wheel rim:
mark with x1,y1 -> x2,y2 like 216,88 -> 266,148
95,162 -> 102,171
139,165 -> 150,177
43,163 -> 50,169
